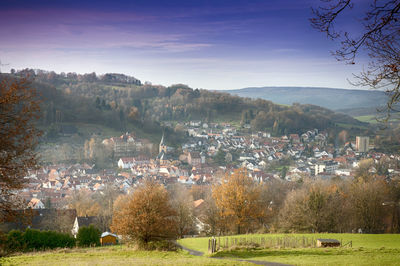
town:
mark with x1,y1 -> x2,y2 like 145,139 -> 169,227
4,119 -> 399,237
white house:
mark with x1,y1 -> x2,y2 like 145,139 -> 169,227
118,157 -> 135,169
71,216 -> 98,238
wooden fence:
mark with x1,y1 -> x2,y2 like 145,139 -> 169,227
208,236 -> 352,254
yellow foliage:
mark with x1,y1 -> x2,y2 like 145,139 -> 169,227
111,180 -> 178,244
212,168 -> 263,234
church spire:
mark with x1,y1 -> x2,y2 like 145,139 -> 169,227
159,132 -> 167,153
160,132 -> 165,146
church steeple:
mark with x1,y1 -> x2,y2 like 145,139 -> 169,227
159,132 -> 167,153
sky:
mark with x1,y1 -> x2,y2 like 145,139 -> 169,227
0,0 -> 370,90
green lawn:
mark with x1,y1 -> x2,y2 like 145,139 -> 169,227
178,234 -> 400,265
0,246 -> 251,266
213,247 -> 400,266
4,235 -> 400,265
354,115 -> 379,124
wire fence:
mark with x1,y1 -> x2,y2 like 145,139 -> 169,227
208,236 -> 352,253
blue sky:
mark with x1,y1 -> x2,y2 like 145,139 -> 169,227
0,0 -> 369,90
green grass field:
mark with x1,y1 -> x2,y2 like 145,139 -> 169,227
3,234 -> 400,265
178,234 -> 400,266
354,115 -> 379,124
354,114 -> 400,124
0,246 -> 251,266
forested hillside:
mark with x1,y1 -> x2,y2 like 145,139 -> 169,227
7,69 -> 371,141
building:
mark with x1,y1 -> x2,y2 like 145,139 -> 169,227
356,136 -> 370,152
118,157 -> 135,169
159,133 -> 167,153
71,216 -> 98,238
316,239 -> 341,247
315,160 -> 339,175
100,232 -> 118,245
27,198 -> 45,209
102,133 -> 142,158
188,151 -> 202,166
0,209 -> 77,233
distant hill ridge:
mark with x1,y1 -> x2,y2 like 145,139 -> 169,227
224,87 -> 387,111
1,70 -> 372,143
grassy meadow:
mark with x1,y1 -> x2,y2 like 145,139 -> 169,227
3,234 -> 400,265
178,233 -> 400,266
0,246 -> 251,266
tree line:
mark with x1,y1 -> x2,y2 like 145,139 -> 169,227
9,69 -> 370,139
106,162 -> 400,249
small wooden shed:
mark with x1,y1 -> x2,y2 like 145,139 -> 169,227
100,232 -> 118,246
316,239 -> 340,247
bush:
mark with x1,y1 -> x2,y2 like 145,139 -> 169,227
0,231 -> 7,257
138,240 -> 178,251
4,229 -> 75,253
6,230 -> 25,252
76,225 -> 100,247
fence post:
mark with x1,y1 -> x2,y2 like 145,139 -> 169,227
209,238 -> 215,253
213,238 -> 216,253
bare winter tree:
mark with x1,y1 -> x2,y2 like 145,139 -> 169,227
311,0 -> 400,121
0,75 -> 41,222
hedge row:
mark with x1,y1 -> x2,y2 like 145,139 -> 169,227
3,229 -> 75,252
76,225 -> 101,247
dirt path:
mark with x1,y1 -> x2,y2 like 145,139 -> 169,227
175,241 -> 292,266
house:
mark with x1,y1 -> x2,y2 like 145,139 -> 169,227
27,198 -> 45,209
118,157 -> 135,169
71,216 -> 99,237
100,232 -> 118,245
188,152 -> 202,166
289,134 -> 300,143
0,209 -> 77,233
315,160 -> 339,175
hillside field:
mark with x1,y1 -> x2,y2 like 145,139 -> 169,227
178,233 -> 400,266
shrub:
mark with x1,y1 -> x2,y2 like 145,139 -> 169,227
76,225 -> 100,247
6,230 -> 25,252
0,231 -> 7,257
5,229 -> 75,253
138,240 -> 178,251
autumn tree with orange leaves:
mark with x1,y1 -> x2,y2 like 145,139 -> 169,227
0,75 -> 41,222
111,180 -> 178,246
213,168 -> 264,234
